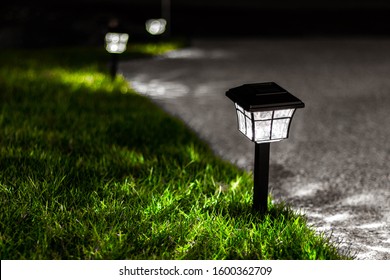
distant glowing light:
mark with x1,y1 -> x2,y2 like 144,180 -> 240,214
105,33 -> 129,54
146,19 -> 167,35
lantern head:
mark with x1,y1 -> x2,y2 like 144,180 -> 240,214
146,19 -> 167,35
105,33 -> 129,54
226,82 -> 305,143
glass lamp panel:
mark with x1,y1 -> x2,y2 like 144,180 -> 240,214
245,116 -> 253,140
106,43 -> 126,53
271,118 -> 291,139
120,34 -> 129,43
254,120 -> 271,142
106,44 -> 117,53
117,43 -> 127,52
254,111 -> 273,120
236,110 -> 246,135
235,104 -> 243,111
112,35 -> 120,43
109,33 -> 120,43
273,109 -> 294,118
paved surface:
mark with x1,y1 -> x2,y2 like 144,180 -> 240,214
120,38 -> 390,260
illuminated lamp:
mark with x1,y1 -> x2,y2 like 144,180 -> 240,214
104,32 -> 129,79
146,19 -> 167,35
226,82 -> 305,213
105,33 -> 129,54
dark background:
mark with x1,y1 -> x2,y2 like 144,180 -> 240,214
1,0 -> 390,48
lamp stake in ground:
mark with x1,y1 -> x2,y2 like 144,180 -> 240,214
226,82 -> 305,214
110,53 -> 118,80
254,142 -> 270,213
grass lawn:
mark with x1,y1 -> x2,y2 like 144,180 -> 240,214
0,42 -> 352,260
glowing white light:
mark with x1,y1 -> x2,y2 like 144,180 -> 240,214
234,106 -> 296,143
105,33 -> 129,54
255,120 -> 272,142
146,19 -> 167,35
227,82 -> 304,144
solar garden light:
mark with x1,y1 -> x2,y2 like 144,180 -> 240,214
105,32 -> 129,79
226,82 -> 305,214
146,18 -> 167,35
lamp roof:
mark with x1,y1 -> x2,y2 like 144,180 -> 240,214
226,82 -> 305,111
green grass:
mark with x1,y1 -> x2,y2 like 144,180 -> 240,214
0,42 -> 352,260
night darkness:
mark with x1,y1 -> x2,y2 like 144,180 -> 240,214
2,0 -> 390,48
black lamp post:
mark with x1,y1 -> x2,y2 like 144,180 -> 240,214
105,32 -> 129,79
161,0 -> 171,36
226,82 -> 305,214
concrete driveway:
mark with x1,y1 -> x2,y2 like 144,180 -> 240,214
120,38 -> 390,259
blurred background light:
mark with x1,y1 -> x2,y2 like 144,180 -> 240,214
105,32 -> 129,54
145,18 -> 167,35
